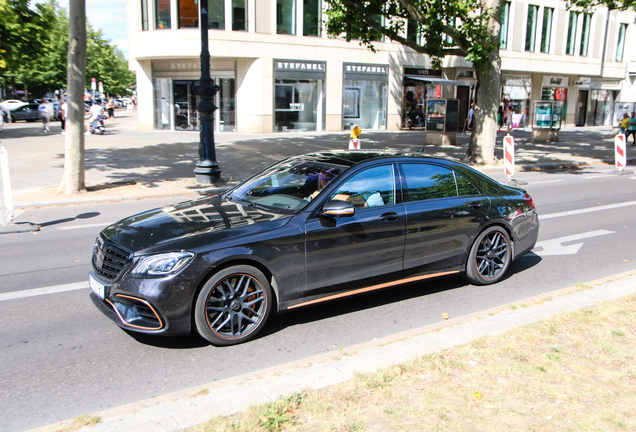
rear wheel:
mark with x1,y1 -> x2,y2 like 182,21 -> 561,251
194,265 -> 272,346
465,226 -> 511,285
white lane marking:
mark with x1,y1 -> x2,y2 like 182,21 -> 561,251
0,282 -> 88,302
527,179 -> 565,185
541,200 -> 636,220
58,222 -> 109,231
533,230 -> 614,256
583,175 -> 612,179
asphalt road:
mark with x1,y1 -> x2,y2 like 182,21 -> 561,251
1,165 -> 636,431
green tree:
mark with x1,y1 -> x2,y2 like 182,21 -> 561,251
567,0 -> 635,10
0,0 -> 56,95
86,26 -> 136,96
324,0 -> 502,163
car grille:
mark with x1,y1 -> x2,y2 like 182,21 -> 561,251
92,236 -> 132,281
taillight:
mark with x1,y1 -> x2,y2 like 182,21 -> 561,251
523,193 -> 536,211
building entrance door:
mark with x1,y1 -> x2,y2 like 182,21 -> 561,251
457,86 -> 469,128
173,81 -> 199,131
576,90 -> 588,126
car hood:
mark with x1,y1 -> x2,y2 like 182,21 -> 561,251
101,195 -> 293,253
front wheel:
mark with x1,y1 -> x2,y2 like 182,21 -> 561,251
465,226 -> 512,285
194,265 -> 272,346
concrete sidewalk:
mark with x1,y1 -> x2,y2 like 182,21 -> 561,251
1,108 -> 633,209
26,269 -> 636,432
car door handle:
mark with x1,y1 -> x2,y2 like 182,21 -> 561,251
468,201 -> 483,209
379,212 -> 399,222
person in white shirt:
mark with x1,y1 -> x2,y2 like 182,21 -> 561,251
86,101 -> 104,134
38,100 -> 51,133
60,100 -> 68,134
0,105 -> 7,132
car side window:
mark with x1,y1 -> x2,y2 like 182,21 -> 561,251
455,172 -> 480,196
402,163 -> 457,201
330,165 -> 395,208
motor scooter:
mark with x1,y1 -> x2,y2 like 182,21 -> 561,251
90,114 -> 107,135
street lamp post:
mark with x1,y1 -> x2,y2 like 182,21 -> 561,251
193,0 -> 222,184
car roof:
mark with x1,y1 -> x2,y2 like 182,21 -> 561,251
295,150 -> 459,168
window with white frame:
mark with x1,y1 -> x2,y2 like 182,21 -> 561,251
565,11 -> 578,55
500,2 -> 511,50
525,5 -> 539,52
579,13 -> 591,56
277,0 -> 296,34
615,23 -> 628,62
540,7 -> 553,53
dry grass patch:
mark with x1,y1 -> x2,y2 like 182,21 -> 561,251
189,295 -> 636,431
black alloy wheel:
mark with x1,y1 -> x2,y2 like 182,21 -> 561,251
465,226 -> 512,285
194,265 -> 272,346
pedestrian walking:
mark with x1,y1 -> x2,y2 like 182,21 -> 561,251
0,105 -> 7,132
506,106 -> 514,134
627,112 -> 636,146
497,105 -> 504,133
620,113 -> 629,135
106,98 -> 115,124
465,103 -> 475,130
38,99 -> 51,133
60,99 -> 68,134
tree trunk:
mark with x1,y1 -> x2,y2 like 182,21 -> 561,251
465,0 -> 502,164
58,0 -> 86,194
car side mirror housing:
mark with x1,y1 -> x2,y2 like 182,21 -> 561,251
322,199 -> 355,217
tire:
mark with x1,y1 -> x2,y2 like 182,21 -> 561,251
465,226 -> 512,285
194,265 -> 272,346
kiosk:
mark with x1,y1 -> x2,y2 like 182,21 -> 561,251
532,101 -> 563,142
426,99 -> 459,145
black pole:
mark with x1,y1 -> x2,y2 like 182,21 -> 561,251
193,0 -> 222,184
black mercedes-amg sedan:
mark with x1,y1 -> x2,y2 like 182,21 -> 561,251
89,150 -> 539,346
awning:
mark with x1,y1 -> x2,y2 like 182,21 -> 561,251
405,75 -> 462,85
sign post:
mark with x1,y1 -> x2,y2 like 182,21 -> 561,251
615,133 -> 626,171
348,126 -> 362,149
503,134 -> 515,180
91,78 -> 96,100
0,146 -> 39,233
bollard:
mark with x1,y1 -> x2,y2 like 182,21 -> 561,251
0,145 -> 14,225
610,133 -> 632,175
348,126 -> 362,149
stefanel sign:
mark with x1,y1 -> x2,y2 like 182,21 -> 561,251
542,76 -> 569,87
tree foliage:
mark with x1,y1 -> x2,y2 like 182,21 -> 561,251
567,0 -> 635,11
0,0 -> 134,98
324,0 -> 498,74
324,0 -> 502,163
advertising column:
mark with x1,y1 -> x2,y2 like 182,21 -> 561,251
342,63 -> 388,131
274,60 -> 326,132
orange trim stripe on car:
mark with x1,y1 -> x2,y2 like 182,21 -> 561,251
105,294 -> 163,330
288,270 -> 460,309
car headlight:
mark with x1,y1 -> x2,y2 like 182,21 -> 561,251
131,252 -> 195,277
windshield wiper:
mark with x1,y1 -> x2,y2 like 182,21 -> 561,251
230,196 -> 273,212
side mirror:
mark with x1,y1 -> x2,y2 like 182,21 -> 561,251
322,199 -> 355,217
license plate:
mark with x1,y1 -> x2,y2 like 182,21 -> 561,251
89,274 -> 106,299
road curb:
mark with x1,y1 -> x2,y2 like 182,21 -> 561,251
25,269 -> 636,432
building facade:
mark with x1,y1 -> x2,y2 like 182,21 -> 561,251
126,0 -> 636,132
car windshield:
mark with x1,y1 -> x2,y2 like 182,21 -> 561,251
226,158 -> 348,212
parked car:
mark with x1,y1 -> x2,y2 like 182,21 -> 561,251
113,99 -> 123,108
10,103 -> 42,122
0,99 -> 28,111
89,151 -> 540,346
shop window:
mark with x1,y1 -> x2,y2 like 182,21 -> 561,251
580,14 -> 591,56
616,23 -> 628,62
525,5 -> 538,52
141,0 -> 149,31
303,0 -> 321,36
565,12 -> 578,55
209,0 -> 225,29
500,2 -> 510,50
274,79 -> 324,132
343,80 -> 387,130
540,7 -> 553,53
178,0 -> 198,28
155,0 -> 171,29
232,0 -> 246,31
277,0 -> 297,35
